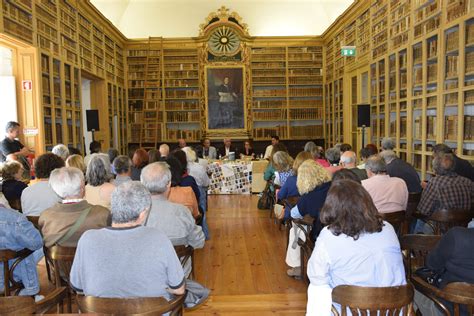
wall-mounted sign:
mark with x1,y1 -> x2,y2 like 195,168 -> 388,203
23,127 -> 38,136
22,80 -> 32,91
341,46 -> 356,57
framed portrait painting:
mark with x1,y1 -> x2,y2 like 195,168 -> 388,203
205,66 -> 246,131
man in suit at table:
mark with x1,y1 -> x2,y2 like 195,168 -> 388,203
200,138 -> 217,159
219,138 -> 238,159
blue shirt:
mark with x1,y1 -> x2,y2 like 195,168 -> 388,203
277,175 -> 299,200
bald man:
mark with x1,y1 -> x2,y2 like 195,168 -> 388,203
340,151 -> 368,181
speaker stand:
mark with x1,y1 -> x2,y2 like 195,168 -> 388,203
361,125 -> 366,148
91,129 -> 95,142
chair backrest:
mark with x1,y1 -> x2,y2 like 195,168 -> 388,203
0,249 -> 33,296
26,216 -> 40,230
174,245 -> 194,279
332,284 -> 414,316
283,196 -> 300,209
46,245 -> 76,288
77,293 -> 186,316
380,211 -> 407,237
400,234 -> 441,278
406,192 -> 421,218
443,282 -> 474,315
429,208 -> 471,235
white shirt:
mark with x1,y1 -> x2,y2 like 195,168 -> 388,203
361,174 -> 408,213
306,223 -> 406,315
264,145 -> 273,159
187,162 -> 210,187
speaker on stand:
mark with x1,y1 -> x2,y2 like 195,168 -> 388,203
86,109 -> 100,142
357,104 -> 370,148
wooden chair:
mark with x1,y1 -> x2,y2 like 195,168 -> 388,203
26,215 -> 54,283
77,293 -> 186,316
0,287 -> 67,315
406,192 -> 422,218
281,196 -> 300,236
400,234 -> 441,279
411,276 -> 474,316
0,248 -> 33,296
331,284 -> 415,316
380,210 -> 407,237
427,208 -> 472,235
46,245 -> 77,312
174,245 -> 195,280
292,214 -> 315,282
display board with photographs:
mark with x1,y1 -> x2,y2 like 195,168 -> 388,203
207,161 -> 252,194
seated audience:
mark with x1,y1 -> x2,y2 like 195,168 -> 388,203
159,143 -> 170,160
331,168 -> 362,184
51,144 -> 69,161
85,154 -> 115,209
339,143 -> 352,153
178,138 -> 187,149
240,140 -> 254,159
1,160 -> 27,209
70,181 -> 185,299
66,154 -> 86,174
167,156 -> 200,219
324,147 -> 342,175
84,141 -> 101,166
263,143 -> 288,182
417,152 -> 473,218
381,137 -> 396,151
339,150 -> 367,181
357,146 -> 377,169
68,147 -> 82,156
141,162 -> 205,249
362,155 -> 408,213
414,226 -> 474,316
0,205 -> 43,296
182,147 -> 210,190
432,144 -> 474,181
273,151 -> 294,187
39,167 -> 110,247
286,160 -> 331,278
21,153 -> 64,216
148,149 -> 160,164
306,179 -> 406,315
172,149 -> 201,202
277,151 -> 312,219
107,148 -> 119,164
200,138 -> 217,159
264,135 -> 279,159
380,150 -> 422,193
112,155 -> 132,187
131,148 -> 149,181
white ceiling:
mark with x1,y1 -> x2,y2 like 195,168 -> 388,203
90,0 -> 354,38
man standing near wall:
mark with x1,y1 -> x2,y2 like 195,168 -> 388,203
0,121 -> 33,179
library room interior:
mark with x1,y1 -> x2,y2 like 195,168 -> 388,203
1,0 -> 474,315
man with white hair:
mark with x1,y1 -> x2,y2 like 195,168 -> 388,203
70,181 -> 185,299
340,151 -> 367,181
159,143 -> 170,160
112,155 -> 132,187
39,167 -> 110,247
362,155 -> 408,213
380,150 -> 422,193
141,162 -> 205,250
51,144 -> 69,161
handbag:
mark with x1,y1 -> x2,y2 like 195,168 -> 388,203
415,267 -> 444,287
273,203 -> 285,219
257,182 -> 273,210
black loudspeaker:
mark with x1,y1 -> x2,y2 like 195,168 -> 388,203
357,104 -> 370,127
86,109 -> 100,131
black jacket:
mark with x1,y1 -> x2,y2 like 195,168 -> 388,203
386,158 -> 422,193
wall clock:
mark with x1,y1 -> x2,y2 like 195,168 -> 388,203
208,26 -> 241,56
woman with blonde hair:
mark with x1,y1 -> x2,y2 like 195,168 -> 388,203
66,154 -> 86,174
286,160 -> 331,278
272,151 -> 294,187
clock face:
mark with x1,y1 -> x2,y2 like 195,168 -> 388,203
208,26 -> 241,56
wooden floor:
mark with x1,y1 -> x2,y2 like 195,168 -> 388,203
38,194 -> 307,315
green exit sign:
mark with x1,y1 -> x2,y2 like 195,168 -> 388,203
341,46 -> 356,57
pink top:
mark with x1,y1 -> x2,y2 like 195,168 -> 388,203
362,174 -> 408,213
315,159 -> 331,168
324,165 -> 343,175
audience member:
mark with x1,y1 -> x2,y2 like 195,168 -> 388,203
39,167 -> 110,247
324,147 -> 342,175
331,168 -> 361,184
178,138 -> 187,149
306,179 -> 406,315
432,144 -> 474,181
305,142 -> 330,167
201,138 -> 217,159
52,144 -> 69,161
273,151 -> 294,187
70,181 -> 185,299
303,141 -> 316,153
286,160 -> 331,278
84,141 -> 102,166
107,148 -> 119,164
0,121 -> 32,179
362,155 -> 408,213
131,148 -> 149,181
339,150 -> 367,181
357,147 -> 376,169
380,150 -> 422,193
0,205 -> 43,297
264,135 -> 279,159
21,153 -> 64,216
417,153 -> 473,218
68,147 -> 82,156
0,160 -> 28,209
148,149 -> 161,164
171,149 -> 201,202
365,143 -> 379,155
414,227 -> 474,316
159,144 -> 170,160
263,143 -> 288,182
277,151 -> 312,219
85,154 -> 115,209
66,154 -> 86,174
381,137 -> 396,151
240,140 -> 254,158
339,143 -> 352,153
112,155 -> 132,187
